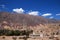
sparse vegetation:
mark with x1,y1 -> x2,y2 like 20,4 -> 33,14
0,29 -> 33,36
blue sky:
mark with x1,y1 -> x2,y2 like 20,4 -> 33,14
0,0 -> 60,19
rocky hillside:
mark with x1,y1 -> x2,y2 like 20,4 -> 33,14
0,12 -> 60,30
0,12 -> 47,26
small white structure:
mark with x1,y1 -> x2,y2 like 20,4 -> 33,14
40,33 -> 43,38
54,35 -> 58,37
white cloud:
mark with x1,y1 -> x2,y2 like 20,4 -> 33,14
42,13 -> 52,17
49,16 -> 54,19
56,14 -> 60,16
28,11 -> 39,16
13,8 -> 25,13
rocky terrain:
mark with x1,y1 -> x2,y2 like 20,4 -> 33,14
0,12 -> 60,40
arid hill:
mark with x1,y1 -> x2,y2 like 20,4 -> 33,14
0,12 -> 60,24
0,12 -> 47,26
0,12 -> 60,29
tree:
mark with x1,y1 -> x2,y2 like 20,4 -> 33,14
14,30 -> 20,36
23,30 -> 33,40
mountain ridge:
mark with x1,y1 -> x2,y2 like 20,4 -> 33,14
0,12 -> 60,27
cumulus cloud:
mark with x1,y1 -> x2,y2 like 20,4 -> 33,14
56,14 -> 60,16
13,8 -> 25,13
28,11 -> 39,16
42,13 -> 52,17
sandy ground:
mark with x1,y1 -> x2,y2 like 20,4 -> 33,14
0,36 -> 60,40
